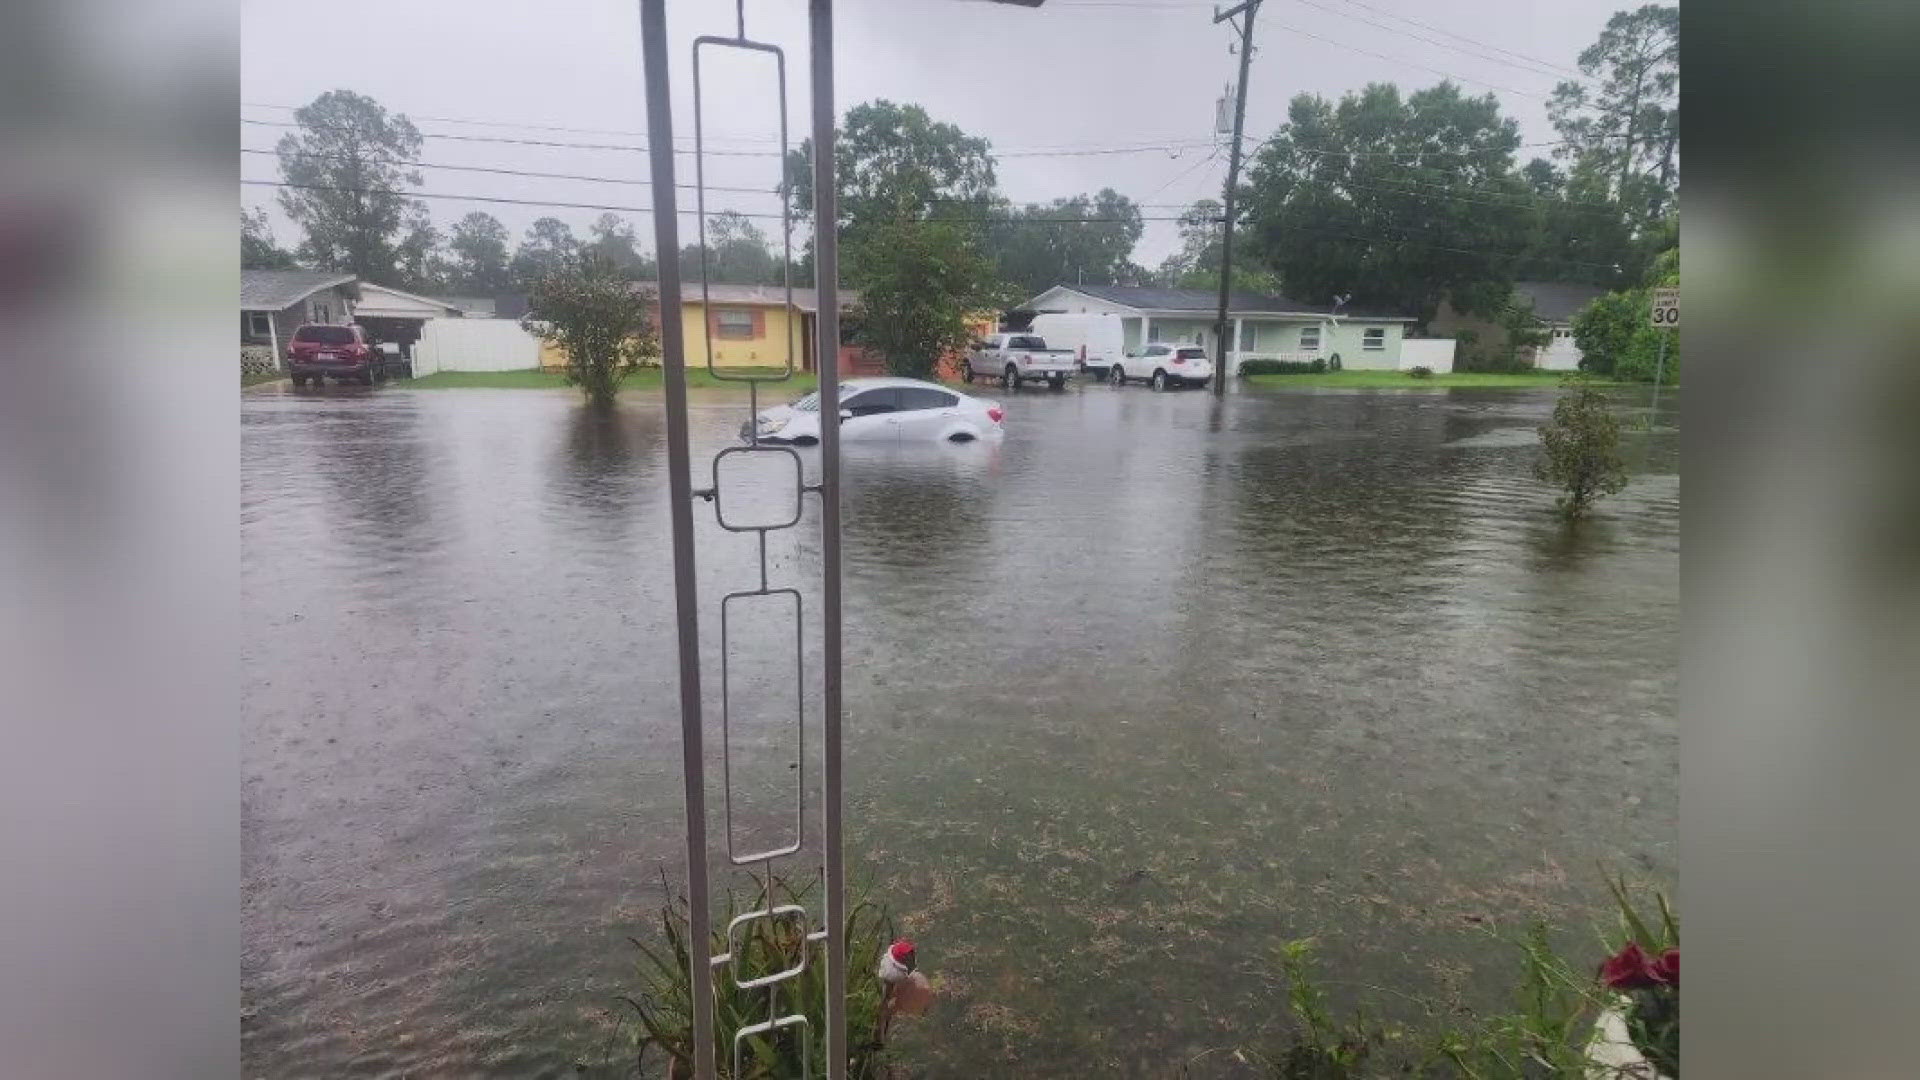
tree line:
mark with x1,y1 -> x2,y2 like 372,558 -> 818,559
243,5 -> 1675,377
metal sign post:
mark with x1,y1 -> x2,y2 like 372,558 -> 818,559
638,1 -> 845,1076
808,2 -> 846,1075
636,3 -> 716,1075
1649,286 -> 1677,421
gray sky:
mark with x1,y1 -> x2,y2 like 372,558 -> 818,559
241,0 -> 1627,273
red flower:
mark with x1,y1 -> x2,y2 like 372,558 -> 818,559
1599,941 -> 1662,990
1653,948 -> 1678,986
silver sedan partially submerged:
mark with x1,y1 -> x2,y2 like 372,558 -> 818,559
743,377 -> 1006,444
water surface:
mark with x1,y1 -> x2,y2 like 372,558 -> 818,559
242,381 -> 1677,1076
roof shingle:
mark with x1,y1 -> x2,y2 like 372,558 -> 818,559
241,269 -> 357,311
1513,280 -> 1607,323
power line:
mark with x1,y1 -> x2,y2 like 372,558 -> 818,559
247,140 -> 1635,220
244,100 -> 1220,154
243,146 -> 782,197
244,114 -> 1218,159
1286,0 -> 1581,84
243,179 -> 1622,273
1333,0 -> 1588,81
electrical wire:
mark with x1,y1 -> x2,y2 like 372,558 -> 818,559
242,177 -> 1625,271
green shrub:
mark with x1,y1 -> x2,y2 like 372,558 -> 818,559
1239,358 -> 1323,376
1311,357 -> 1328,373
1407,366 -> 1434,379
1536,377 -> 1628,519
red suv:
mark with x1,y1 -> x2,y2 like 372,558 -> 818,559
287,324 -> 387,387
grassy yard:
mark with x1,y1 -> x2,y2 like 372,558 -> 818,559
402,367 -> 820,392
1243,369 -> 1617,389
242,371 -> 286,387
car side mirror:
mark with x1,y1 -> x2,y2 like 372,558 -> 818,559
839,409 -> 853,421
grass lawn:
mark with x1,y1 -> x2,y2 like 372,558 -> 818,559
1244,369 -> 1616,389
402,367 -> 820,393
242,371 -> 286,387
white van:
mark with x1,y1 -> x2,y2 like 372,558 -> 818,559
1028,312 -> 1127,381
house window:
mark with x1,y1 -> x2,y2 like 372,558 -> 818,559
715,309 -> 757,339
1363,327 -> 1386,350
1298,326 -> 1321,352
248,312 -> 272,338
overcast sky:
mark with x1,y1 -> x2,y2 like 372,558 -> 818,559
240,0 -> 1628,274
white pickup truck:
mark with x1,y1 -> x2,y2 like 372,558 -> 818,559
963,333 -> 1076,390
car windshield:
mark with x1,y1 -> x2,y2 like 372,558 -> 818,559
791,392 -> 820,412
294,326 -> 355,345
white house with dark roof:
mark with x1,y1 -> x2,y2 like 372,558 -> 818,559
1021,283 -> 1421,373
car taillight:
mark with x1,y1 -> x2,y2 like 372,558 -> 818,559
987,407 -> 1003,424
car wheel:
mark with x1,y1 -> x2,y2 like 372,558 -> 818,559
1002,365 -> 1020,390
290,374 -> 306,388
1109,365 -> 1125,386
1151,369 -> 1167,390
1048,374 -> 1065,390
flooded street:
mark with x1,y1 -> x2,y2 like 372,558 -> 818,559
242,381 -> 1677,1077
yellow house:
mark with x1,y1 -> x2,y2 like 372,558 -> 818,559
538,282 -> 859,373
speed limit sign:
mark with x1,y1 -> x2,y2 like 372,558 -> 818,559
1650,287 -> 1679,328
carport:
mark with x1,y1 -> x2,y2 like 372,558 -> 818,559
351,283 -> 463,367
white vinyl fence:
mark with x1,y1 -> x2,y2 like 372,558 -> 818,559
1398,337 -> 1457,373
411,319 -> 544,376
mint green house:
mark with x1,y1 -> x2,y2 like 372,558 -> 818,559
1022,284 -> 1420,374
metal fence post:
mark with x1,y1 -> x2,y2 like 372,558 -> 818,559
637,2 -> 716,1076
808,2 -> 847,1077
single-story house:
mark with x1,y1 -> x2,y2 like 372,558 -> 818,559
1428,280 -> 1605,371
533,282 -> 863,373
353,282 -> 467,361
240,269 -> 360,358
1021,283 -> 1419,373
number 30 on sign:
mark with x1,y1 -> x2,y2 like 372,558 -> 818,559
1650,287 -> 1679,328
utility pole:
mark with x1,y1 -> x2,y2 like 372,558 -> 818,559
1212,0 -> 1261,397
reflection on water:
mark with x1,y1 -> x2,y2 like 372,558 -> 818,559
243,383 -> 1677,1077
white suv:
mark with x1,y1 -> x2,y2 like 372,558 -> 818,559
1107,343 -> 1214,390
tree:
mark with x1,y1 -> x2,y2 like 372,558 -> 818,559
447,212 -> 513,293
785,100 -> 998,275
988,189 -> 1143,297
586,213 -> 655,279
680,210 -> 782,286
521,254 -> 659,407
1154,199 -> 1283,295
1512,158 -> 1639,287
393,207 -> 449,293
510,217 -> 581,289
846,217 -> 1008,380
1535,377 -> 1629,518
274,90 -> 426,281
1241,82 -> 1533,323
1547,5 -> 1679,220
241,207 -> 298,270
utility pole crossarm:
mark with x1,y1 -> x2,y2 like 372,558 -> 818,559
1213,0 -> 1259,24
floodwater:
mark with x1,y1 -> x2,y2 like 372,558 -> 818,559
241,380 -> 1677,1077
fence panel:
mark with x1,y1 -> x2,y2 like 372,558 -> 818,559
412,319 -> 544,376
